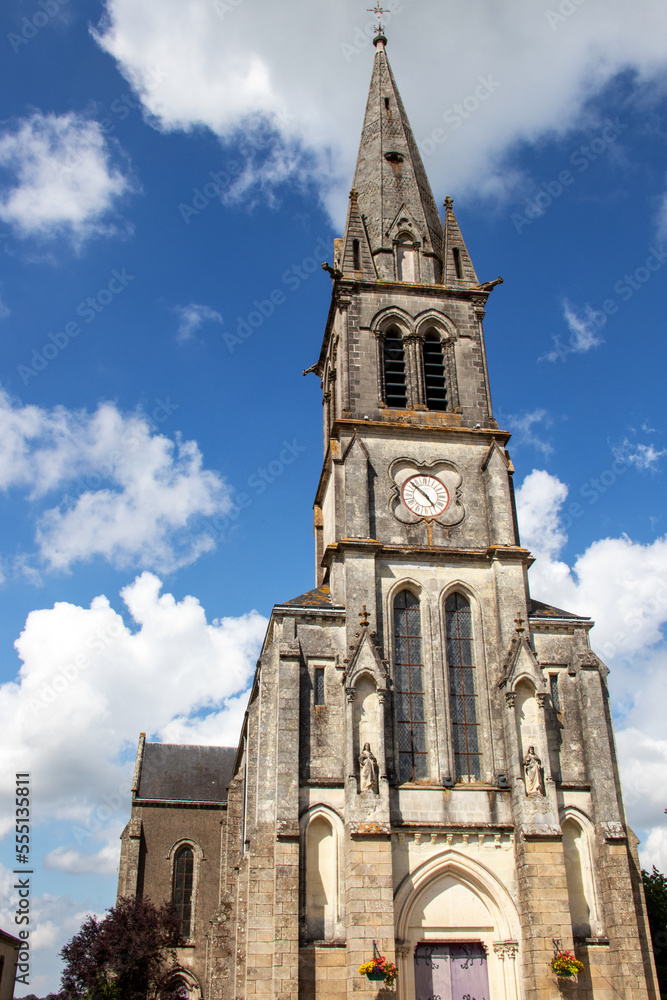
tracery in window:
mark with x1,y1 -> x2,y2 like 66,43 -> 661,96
383,327 -> 407,408
172,845 -> 194,939
445,592 -> 481,781
423,332 -> 447,411
394,590 -> 427,782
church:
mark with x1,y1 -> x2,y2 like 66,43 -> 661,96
117,28 -> 659,1000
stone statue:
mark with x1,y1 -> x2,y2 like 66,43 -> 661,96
523,745 -> 544,795
359,742 -> 378,793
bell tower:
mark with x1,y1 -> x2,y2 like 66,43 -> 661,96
119,27 -> 660,1000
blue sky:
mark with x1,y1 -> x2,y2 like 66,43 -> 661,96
1,0 -> 667,991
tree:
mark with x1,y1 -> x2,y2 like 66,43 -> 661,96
58,896 -> 183,1000
642,866 -> 667,999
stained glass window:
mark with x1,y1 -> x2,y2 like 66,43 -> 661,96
394,590 -> 427,782
173,845 -> 194,938
446,592 -> 481,781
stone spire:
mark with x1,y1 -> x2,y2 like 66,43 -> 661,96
342,36 -> 444,283
442,195 -> 479,285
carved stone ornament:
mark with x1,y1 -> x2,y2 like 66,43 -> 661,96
493,942 -> 519,960
388,457 -> 465,527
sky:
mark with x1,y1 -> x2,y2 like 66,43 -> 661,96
0,0 -> 666,991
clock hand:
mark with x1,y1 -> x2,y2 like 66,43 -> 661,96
414,486 -> 434,505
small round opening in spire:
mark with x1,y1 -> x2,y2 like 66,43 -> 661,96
384,151 -> 404,164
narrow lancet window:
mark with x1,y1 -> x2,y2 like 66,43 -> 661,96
314,667 -> 325,706
383,329 -> 407,407
173,845 -> 194,938
446,593 -> 481,781
352,238 -> 360,270
453,246 -> 463,279
394,590 -> 427,782
423,333 -> 447,411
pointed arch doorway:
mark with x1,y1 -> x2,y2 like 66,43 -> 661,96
395,852 -> 520,1000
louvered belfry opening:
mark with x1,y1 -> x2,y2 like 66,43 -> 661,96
423,332 -> 447,411
394,590 -> 427,783
383,327 -> 407,407
445,593 -> 481,781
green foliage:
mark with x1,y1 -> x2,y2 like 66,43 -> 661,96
642,866 -> 667,999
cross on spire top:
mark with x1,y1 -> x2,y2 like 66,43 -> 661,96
514,612 -> 525,633
367,3 -> 389,39
359,604 -> 370,627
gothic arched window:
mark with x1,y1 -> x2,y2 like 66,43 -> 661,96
172,845 -> 194,939
394,590 -> 427,782
423,332 -> 447,411
445,593 -> 481,781
383,328 -> 407,408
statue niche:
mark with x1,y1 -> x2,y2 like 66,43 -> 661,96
515,681 -> 545,796
353,675 -> 380,795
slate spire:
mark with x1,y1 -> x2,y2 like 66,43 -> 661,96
341,35 -> 444,283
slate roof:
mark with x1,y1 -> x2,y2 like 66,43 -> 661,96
528,598 -> 590,621
276,584 -> 345,610
137,743 -> 237,803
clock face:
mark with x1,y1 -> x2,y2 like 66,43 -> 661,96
401,474 -> 450,518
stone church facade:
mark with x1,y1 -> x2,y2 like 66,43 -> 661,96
118,33 -> 659,1000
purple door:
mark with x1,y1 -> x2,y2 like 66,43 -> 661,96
414,943 -> 490,1000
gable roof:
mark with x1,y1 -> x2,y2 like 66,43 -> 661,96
529,597 -> 590,621
276,584 -> 345,610
137,743 -> 237,803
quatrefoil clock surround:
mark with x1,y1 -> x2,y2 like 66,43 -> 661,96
390,459 -> 465,527
401,474 -> 450,518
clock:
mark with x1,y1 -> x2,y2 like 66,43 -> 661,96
401,474 -> 450,518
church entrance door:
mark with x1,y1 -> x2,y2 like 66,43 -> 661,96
414,943 -> 490,1000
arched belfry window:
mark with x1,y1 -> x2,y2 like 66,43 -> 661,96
423,332 -> 447,411
445,593 -> 481,781
383,328 -> 407,408
394,590 -> 427,782
173,845 -> 194,939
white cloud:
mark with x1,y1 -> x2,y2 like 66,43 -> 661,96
515,468 -> 568,561
92,0 -> 667,219
0,572 -> 266,837
504,408 -> 554,456
0,575 -> 266,989
542,300 -> 605,363
44,842 -> 122,876
175,302 -> 223,342
613,437 -> 666,471
0,112 -> 134,243
0,861 -> 105,991
0,390 -> 231,573
516,469 -> 667,863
